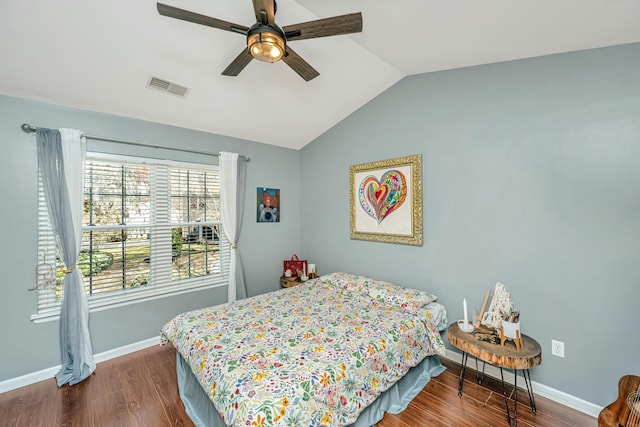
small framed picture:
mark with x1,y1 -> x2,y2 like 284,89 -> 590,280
257,187 -> 280,223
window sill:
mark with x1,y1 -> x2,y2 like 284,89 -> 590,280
30,280 -> 227,324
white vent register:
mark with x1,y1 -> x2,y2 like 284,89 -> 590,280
146,76 -> 190,97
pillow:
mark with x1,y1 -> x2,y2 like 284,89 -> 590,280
320,272 -> 438,313
364,280 -> 438,313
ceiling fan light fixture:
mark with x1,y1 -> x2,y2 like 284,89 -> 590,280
247,27 -> 285,62
157,2 -> 363,80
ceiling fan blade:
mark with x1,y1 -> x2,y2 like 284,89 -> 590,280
157,3 -> 249,35
283,12 -> 362,41
252,0 -> 275,26
282,46 -> 319,81
222,48 -> 254,77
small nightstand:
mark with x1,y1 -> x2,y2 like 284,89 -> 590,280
280,275 -> 301,288
448,322 -> 542,426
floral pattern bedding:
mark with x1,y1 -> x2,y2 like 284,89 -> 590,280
161,272 -> 446,427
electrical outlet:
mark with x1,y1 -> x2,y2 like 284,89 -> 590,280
551,340 -> 565,358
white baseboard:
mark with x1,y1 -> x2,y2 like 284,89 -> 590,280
444,349 -> 602,419
0,336 -> 161,394
93,336 -> 161,364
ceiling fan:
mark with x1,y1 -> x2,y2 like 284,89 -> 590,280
157,1 -> 362,81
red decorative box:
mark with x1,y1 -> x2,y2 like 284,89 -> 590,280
283,254 -> 308,277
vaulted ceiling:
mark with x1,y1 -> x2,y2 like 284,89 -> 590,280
2,0 -> 640,149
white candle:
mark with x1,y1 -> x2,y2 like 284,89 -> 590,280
463,298 -> 468,325
303,264 -> 306,277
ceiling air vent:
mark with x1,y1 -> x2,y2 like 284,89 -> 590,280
147,76 -> 190,98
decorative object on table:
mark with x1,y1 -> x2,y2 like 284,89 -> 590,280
307,263 -> 318,279
349,154 -> 423,246
499,321 -> 522,351
256,187 -> 279,222
283,254 -> 307,278
498,300 -> 521,351
598,375 -> 640,427
472,330 -> 501,345
457,298 -> 475,333
481,282 -> 513,329
474,288 -> 492,328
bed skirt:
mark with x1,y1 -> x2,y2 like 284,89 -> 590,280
175,351 -> 445,427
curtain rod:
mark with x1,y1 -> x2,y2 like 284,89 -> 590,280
20,123 -> 250,161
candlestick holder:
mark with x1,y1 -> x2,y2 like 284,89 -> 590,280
457,319 -> 475,333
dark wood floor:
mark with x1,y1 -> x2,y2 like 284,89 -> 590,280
0,344 -> 596,426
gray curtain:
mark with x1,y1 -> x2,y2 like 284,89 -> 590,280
36,128 -> 95,386
219,152 -> 247,301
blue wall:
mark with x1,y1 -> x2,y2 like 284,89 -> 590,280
300,43 -> 640,406
0,95 -> 301,381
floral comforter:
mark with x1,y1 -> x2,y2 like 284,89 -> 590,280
161,273 -> 446,427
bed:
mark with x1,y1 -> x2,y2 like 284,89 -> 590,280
161,272 -> 447,427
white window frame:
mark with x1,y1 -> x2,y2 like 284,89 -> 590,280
32,153 -> 229,323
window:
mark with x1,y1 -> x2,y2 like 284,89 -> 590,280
34,154 -> 229,322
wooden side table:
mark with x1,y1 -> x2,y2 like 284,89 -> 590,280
280,273 -> 318,288
448,322 -> 542,427
280,275 -> 301,288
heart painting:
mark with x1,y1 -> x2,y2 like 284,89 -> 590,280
350,155 -> 422,246
358,169 -> 407,224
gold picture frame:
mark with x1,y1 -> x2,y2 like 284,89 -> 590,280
350,154 -> 423,246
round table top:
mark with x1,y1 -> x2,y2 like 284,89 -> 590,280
448,322 -> 542,370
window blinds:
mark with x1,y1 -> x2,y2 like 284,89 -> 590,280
33,155 -> 229,321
